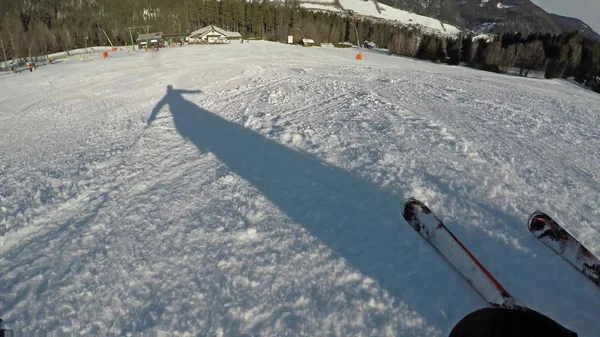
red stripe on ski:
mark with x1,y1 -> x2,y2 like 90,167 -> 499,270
442,224 -> 512,298
404,198 -> 523,309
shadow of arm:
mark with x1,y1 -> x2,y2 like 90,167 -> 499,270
147,97 -> 167,126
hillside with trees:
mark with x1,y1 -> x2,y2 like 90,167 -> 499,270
0,0 -> 408,63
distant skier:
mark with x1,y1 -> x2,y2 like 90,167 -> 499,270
8,62 -> 17,73
26,61 -> 36,72
449,307 -> 577,337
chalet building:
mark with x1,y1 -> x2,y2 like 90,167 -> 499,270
188,26 -> 243,44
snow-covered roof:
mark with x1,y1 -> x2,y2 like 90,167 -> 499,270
225,31 -> 242,38
189,26 -> 213,37
189,26 -> 242,38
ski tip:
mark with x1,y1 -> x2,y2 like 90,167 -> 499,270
527,211 -> 553,232
402,197 -> 424,217
402,197 -> 430,232
402,197 -> 419,208
402,197 -> 436,228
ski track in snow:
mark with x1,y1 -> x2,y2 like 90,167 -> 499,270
1,42 -> 599,336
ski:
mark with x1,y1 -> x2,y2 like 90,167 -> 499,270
0,319 -> 12,337
528,211 -> 600,287
402,198 -> 524,309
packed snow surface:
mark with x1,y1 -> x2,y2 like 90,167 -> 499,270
1,42 -> 599,336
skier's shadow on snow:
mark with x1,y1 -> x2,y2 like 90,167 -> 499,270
147,85 -> 467,330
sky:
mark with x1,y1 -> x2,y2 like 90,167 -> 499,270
531,0 -> 600,34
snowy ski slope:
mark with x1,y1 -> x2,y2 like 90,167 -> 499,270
1,42 -> 599,336
338,0 -> 460,35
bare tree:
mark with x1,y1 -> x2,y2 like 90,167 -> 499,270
388,34 -> 400,55
560,38 -> 582,78
467,38 -> 479,63
483,40 -> 502,67
389,30 -> 418,57
401,31 -> 418,57
0,32 -> 9,69
569,43 -> 582,71
33,21 -> 55,60
25,22 -> 40,60
58,28 -> 74,55
316,21 -> 331,44
304,22 -> 318,44
329,25 -> 343,44
276,25 -> 289,43
513,43 -> 524,69
499,44 -> 517,72
4,16 -> 25,63
517,40 -> 545,77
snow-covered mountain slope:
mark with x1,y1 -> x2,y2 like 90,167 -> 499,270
297,0 -> 460,36
340,0 -> 460,35
1,42 -> 599,336
300,2 -> 344,13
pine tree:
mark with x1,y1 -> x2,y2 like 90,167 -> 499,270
461,34 -> 473,64
472,39 -> 489,65
446,37 -> 462,65
577,39 -> 599,84
415,35 -> 432,60
435,37 -> 446,63
220,0 -> 235,30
